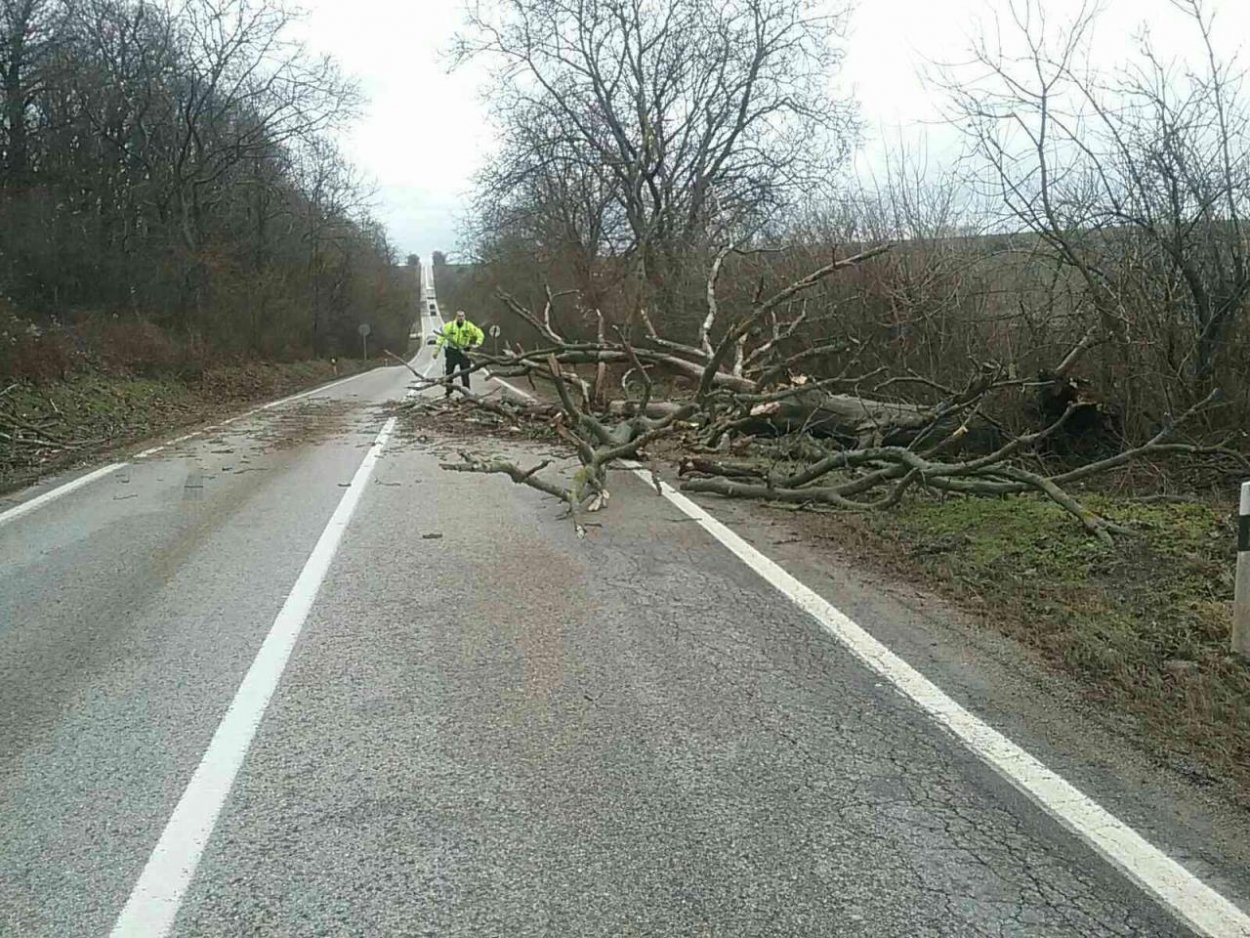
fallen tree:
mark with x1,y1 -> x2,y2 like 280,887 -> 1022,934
399,245 -> 1241,542
482,246 -> 944,445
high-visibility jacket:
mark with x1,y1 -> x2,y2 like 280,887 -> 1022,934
436,319 -> 484,352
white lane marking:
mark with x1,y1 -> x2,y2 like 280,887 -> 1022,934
0,463 -> 128,529
134,431 -> 201,460
255,367 -> 376,412
110,417 -> 398,938
635,470 -> 1250,938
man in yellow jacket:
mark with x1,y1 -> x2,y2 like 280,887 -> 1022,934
435,310 -> 485,398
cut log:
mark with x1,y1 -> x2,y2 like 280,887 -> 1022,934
608,390 -> 1002,449
742,390 -> 933,442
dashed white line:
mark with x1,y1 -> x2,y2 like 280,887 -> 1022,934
109,416 -> 399,938
637,470 -> 1250,938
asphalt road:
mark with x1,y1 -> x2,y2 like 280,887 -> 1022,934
0,311 -> 1246,936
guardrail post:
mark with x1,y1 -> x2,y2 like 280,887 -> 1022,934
1235,481 -> 1250,657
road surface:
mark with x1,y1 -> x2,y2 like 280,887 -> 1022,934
2,302 -> 1249,936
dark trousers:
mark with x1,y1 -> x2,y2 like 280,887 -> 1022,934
445,348 -> 471,395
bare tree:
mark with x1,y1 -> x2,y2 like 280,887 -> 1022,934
457,0 -> 857,328
0,0 -> 55,183
945,0 -> 1250,402
418,237 -> 1243,543
0,0 -> 405,370
421,0 -> 1248,540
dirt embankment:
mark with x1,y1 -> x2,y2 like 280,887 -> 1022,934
0,360 -> 377,493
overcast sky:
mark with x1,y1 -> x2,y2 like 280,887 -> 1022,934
295,0 -> 1249,262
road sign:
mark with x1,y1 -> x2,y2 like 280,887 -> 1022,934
357,323 -> 371,337
489,324 -> 501,338
358,322 -> 371,360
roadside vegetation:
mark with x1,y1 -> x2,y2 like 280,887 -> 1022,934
801,490 -> 1250,797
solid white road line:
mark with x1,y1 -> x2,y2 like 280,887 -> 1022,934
637,470 -> 1250,938
109,417 -> 398,938
0,462 -> 128,529
134,431 -> 199,460
255,366 -> 377,412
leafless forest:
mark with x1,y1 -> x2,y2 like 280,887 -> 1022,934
0,0 -> 416,381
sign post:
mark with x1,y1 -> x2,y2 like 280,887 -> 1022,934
358,322 -> 371,361
489,323 -> 501,357
1235,481 -> 1250,657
